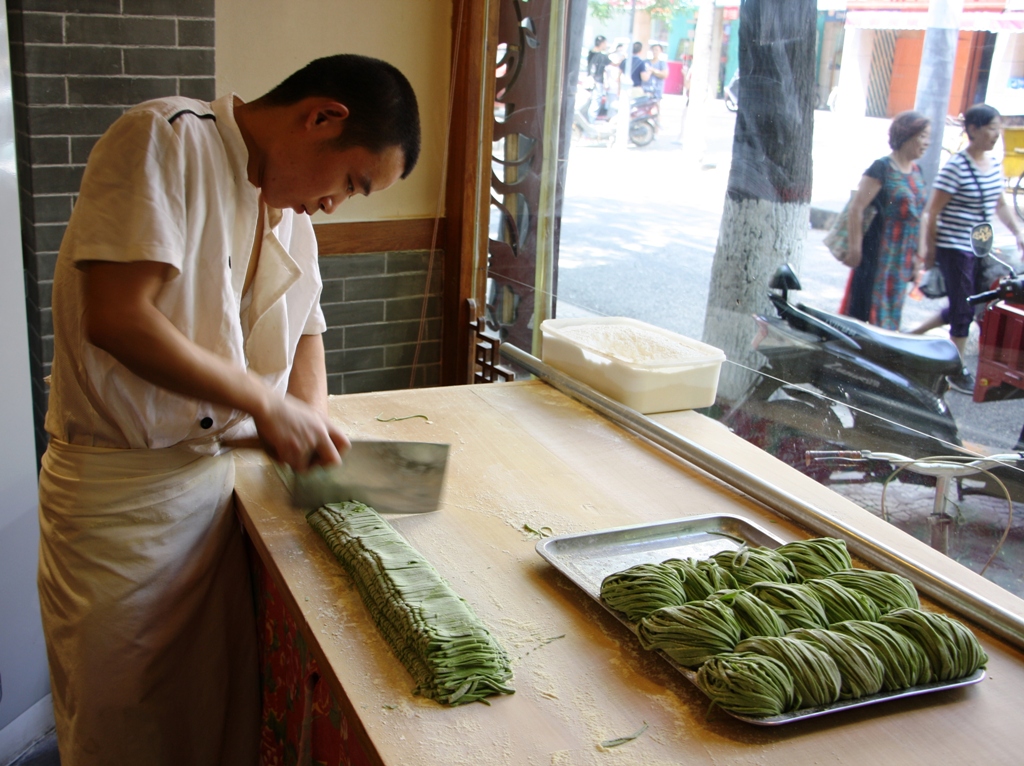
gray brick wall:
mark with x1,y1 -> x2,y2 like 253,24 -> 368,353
6,1 -> 217,454
319,250 -> 443,395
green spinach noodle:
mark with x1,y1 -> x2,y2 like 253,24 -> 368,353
599,536 -> 987,717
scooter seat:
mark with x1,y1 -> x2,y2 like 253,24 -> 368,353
798,304 -> 962,376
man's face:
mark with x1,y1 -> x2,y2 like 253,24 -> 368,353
262,139 -> 405,216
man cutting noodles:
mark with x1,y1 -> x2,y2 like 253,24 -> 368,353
37,54 -> 420,765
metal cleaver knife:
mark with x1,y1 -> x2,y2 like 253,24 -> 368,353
275,440 -> 449,513
227,437 -> 449,513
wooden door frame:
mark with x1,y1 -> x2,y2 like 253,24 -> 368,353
441,0 -> 499,386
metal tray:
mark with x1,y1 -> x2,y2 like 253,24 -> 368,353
535,513 -> 985,726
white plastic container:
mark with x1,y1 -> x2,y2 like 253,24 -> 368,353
540,317 -> 726,414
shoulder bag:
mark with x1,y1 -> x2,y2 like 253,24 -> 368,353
823,159 -> 888,265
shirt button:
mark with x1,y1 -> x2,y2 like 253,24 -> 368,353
200,417 -> 214,429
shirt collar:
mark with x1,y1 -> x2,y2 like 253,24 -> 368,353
211,94 -> 253,189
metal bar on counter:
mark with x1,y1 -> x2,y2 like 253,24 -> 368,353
499,343 -> 1024,651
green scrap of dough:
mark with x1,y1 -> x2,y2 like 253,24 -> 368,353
600,722 -> 648,749
307,501 -> 514,705
375,412 -> 432,422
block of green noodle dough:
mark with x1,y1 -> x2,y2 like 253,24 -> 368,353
307,502 -> 514,705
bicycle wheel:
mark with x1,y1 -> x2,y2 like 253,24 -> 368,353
1015,171 -> 1024,220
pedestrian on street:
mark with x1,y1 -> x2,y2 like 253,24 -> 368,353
840,110 -> 930,331
646,43 -> 668,101
912,103 -> 1024,393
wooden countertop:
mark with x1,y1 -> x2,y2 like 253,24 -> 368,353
233,380 -> 1024,766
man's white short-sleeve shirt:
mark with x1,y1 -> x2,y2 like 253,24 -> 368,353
46,94 -> 327,452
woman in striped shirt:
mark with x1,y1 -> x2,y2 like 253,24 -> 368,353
916,104 -> 1024,393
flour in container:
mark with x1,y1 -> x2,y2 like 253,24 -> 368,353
556,325 -> 704,365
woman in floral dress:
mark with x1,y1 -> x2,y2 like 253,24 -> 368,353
842,111 -> 930,330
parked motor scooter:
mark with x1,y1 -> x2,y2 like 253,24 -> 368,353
572,88 -> 618,146
722,264 -> 964,483
629,94 -> 660,147
572,88 -> 661,148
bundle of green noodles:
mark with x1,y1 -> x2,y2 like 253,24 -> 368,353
663,558 -> 737,600
735,636 -> 841,709
695,653 -> 796,716
775,538 -> 853,581
880,608 -> 988,681
307,502 -> 514,705
746,582 -> 829,630
802,578 -> 882,624
827,569 -> 920,613
710,588 -> 787,639
637,599 -> 742,667
711,546 -> 797,588
831,620 -> 933,690
788,628 -> 886,699
600,562 -> 687,622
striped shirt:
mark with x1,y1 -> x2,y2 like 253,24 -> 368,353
933,152 -> 1004,253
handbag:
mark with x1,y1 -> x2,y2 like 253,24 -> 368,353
823,159 -> 887,264
919,267 -> 947,299
823,200 -> 878,264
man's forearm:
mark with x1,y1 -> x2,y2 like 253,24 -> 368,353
288,334 -> 329,415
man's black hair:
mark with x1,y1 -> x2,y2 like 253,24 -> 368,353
263,54 -> 421,178
632,41 -> 643,54
594,35 -> 606,46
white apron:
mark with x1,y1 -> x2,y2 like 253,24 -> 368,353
37,439 -> 259,766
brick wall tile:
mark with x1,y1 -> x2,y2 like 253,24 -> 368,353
123,0 -> 215,17
345,272 -> 433,302
71,135 -> 100,163
323,327 -> 344,351
36,252 -> 59,281
386,250 -> 432,273
319,253 -> 386,280
343,368 -> 412,395
177,77 -> 216,100
37,281 -> 53,309
322,299 -> 384,328
68,76 -> 178,105
28,135 -> 69,165
34,223 -> 67,252
177,19 -> 214,47
27,105 -> 124,135
31,195 -> 74,224
25,75 -> 66,103
345,318 -> 441,349
20,12 -> 64,44
67,16 -> 177,46
31,164 -> 85,195
384,341 -> 441,367
25,44 -> 122,75
124,47 -> 214,77
39,307 -> 53,337
384,295 -> 441,322
324,347 -> 384,375
343,365 -> 440,395
20,1 -> 120,12
326,374 -> 344,396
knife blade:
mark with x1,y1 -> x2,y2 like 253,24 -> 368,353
266,440 -> 449,513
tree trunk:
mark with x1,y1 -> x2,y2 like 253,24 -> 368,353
702,0 -> 818,401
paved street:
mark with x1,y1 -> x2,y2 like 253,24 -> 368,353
554,96 -> 1024,594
